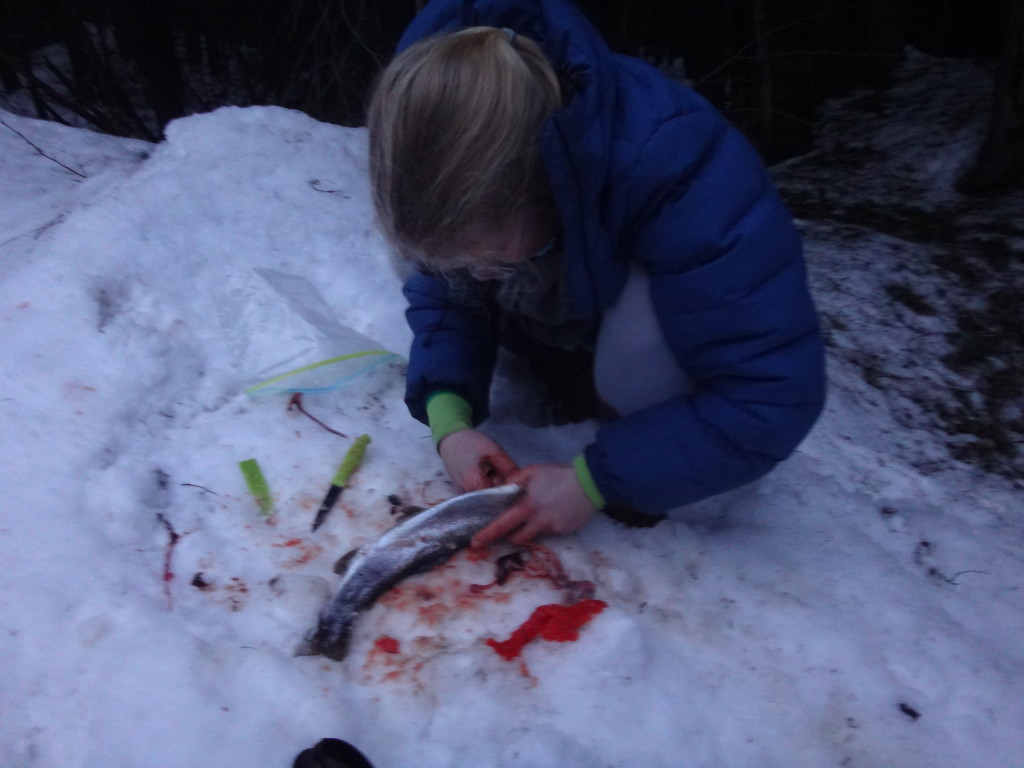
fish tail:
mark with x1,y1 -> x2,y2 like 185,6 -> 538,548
296,612 -> 355,661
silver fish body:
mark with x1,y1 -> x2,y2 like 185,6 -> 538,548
300,483 -> 524,661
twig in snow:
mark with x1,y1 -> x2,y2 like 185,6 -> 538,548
181,483 -> 219,495
156,513 -> 180,611
0,117 -> 87,179
929,568 -> 991,586
288,392 -> 348,437
308,179 -> 350,197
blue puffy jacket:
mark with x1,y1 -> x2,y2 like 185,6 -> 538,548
398,0 -> 826,514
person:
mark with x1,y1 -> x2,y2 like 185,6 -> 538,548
366,0 -> 826,549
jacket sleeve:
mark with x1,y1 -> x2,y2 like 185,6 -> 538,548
402,270 -> 500,425
584,110 -> 826,513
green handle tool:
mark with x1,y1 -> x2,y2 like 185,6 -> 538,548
239,458 -> 274,516
312,434 -> 371,532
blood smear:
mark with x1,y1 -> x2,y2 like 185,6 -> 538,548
374,636 -> 401,654
486,599 -> 607,661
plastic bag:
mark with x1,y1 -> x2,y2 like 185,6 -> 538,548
243,268 -> 401,397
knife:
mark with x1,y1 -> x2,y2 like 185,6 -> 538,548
312,434 -> 371,532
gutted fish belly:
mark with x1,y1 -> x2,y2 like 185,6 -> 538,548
299,484 -> 524,661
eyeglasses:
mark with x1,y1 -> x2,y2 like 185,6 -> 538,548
466,239 -> 556,282
468,263 -> 519,281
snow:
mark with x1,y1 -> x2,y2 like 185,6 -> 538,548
1,53 -> 1022,768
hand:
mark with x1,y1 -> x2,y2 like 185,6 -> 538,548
438,429 -> 519,491
471,463 -> 596,548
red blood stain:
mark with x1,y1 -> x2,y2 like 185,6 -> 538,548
414,586 -> 437,601
290,545 -> 322,565
271,537 -> 322,566
486,599 -> 607,661
223,577 -> 249,612
417,602 -> 448,626
374,636 -> 400,654
362,547 -> 605,683
379,586 -> 409,610
464,547 -> 491,564
364,636 -> 425,689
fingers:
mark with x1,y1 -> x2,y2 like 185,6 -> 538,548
507,520 -> 544,547
470,463 -> 595,548
462,467 -> 490,492
439,430 -> 519,491
473,451 -> 518,489
487,450 -> 519,483
471,502 -> 533,549
478,458 -> 503,488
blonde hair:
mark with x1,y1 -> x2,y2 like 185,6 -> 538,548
367,26 -> 561,267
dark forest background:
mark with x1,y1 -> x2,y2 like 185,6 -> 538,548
0,0 -> 1021,187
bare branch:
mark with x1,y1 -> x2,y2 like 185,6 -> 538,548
0,117 -> 87,178
696,1 -> 870,88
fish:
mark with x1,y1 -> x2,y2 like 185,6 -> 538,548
297,483 -> 524,661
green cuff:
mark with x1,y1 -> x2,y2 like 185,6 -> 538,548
572,454 -> 606,510
426,391 -> 474,446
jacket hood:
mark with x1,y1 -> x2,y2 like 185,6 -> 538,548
397,0 -> 611,90
397,0 -> 621,317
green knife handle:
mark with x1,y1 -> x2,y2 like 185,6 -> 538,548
332,434 -> 370,487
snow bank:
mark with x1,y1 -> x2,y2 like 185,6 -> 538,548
1,57 -> 1022,768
